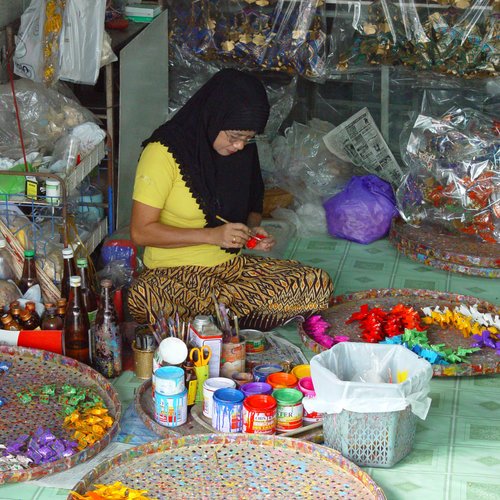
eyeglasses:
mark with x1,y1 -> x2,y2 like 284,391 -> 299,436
224,131 -> 266,145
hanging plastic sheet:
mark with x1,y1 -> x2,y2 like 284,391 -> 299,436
397,105 -> 500,243
167,0 -> 327,80
326,0 -> 498,78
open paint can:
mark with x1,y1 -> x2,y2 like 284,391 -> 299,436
266,372 -> 299,390
242,394 -> 277,434
212,388 -> 244,433
153,366 -> 185,396
202,377 -> 236,418
298,376 -> 322,424
240,382 -> 273,398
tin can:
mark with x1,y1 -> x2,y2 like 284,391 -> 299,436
252,363 -> 283,383
220,341 -> 246,378
154,389 -> 187,427
298,377 -> 322,424
241,329 -> 265,353
242,394 -> 277,434
240,382 -> 273,398
266,372 -> 299,390
273,388 -> 303,432
202,377 -> 236,418
212,388 -> 244,433
291,364 -> 311,380
153,366 -> 185,396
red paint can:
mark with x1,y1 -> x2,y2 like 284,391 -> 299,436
242,394 -> 277,434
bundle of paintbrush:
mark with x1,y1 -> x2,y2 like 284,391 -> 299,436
149,307 -> 190,345
211,295 -> 240,344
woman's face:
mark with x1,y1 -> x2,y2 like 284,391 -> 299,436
213,130 -> 256,156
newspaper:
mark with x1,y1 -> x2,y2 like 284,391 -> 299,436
323,107 -> 404,185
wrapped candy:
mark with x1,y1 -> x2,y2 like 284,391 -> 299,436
70,481 -> 152,500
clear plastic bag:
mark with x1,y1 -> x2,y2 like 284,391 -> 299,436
167,0 -> 327,80
397,106 -> 500,243
326,0 -> 498,78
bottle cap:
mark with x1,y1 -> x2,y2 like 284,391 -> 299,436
26,301 -> 36,311
76,258 -> 89,268
101,279 -> 113,288
1,313 -> 13,324
62,247 -> 74,258
69,276 -> 81,286
24,249 -> 35,258
56,298 -> 67,306
0,238 -> 6,248
20,310 -> 31,321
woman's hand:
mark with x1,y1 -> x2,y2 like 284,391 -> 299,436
247,227 -> 275,252
211,222 -> 251,248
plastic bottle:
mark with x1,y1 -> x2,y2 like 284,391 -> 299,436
76,258 -> 98,324
61,247 -> 77,301
1,313 -> 21,331
63,276 -> 90,364
42,305 -> 64,331
0,237 -> 16,281
19,249 -> 39,294
92,279 -> 121,378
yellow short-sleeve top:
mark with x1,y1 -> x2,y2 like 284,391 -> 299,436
132,142 -> 235,269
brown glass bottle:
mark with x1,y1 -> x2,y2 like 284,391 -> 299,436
9,300 -> 20,312
183,360 -> 198,412
25,301 -> 41,328
63,276 -> 90,364
56,298 -> 67,320
92,279 -> 121,378
61,247 -> 77,301
42,306 -> 63,330
76,258 -> 98,324
19,249 -> 39,294
19,309 -> 38,330
10,306 -> 22,324
1,313 -> 21,331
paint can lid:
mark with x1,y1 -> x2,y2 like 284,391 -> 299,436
240,382 -> 273,397
154,365 -> 184,379
266,372 -> 298,389
272,388 -> 303,405
244,394 -> 277,411
213,388 -> 244,404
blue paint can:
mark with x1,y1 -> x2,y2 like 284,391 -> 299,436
154,389 -> 187,427
153,366 -> 185,396
252,363 -> 283,383
212,388 -> 244,433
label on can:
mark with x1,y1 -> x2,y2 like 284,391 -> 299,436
242,395 -> 277,434
211,388 -> 244,433
276,402 -> 303,432
154,390 -> 187,428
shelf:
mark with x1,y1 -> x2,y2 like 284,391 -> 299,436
84,218 -> 108,255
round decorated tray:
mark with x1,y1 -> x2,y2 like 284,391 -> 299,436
389,218 -> 500,278
298,288 -> 500,377
0,346 -> 121,484
69,433 -> 386,499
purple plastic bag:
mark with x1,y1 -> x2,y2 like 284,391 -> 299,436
323,175 -> 398,244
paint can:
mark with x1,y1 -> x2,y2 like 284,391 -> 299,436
298,377 -> 322,424
154,389 -> 187,427
220,340 -> 246,378
242,394 -> 277,434
231,372 -> 254,388
153,366 -> 185,396
273,388 -> 303,432
240,329 -> 265,353
202,377 -> 236,418
240,382 -> 273,398
266,372 -> 299,390
211,388 -> 244,433
252,363 -> 283,383
291,364 -> 311,380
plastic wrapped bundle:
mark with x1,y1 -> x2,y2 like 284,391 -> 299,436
397,106 -> 500,243
167,0 -> 327,80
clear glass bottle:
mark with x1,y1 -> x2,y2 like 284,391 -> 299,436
0,237 -> 16,281
61,247 -> 77,301
92,279 -> 121,378
76,258 -> 98,324
19,249 -> 39,294
63,276 -> 90,364
42,305 -> 64,330
1,313 -> 21,331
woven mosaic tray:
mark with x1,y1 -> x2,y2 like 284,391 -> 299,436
298,288 -> 500,377
389,218 -> 500,278
69,434 -> 386,499
0,346 -> 121,484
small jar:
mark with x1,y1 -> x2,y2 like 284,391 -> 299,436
20,309 -> 38,330
45,179 -> 61,205
1,313 -> 21,331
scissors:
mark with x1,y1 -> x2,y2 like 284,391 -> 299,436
189,346 -> 212,367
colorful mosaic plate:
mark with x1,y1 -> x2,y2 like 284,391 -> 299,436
0,346 -> 121,484
69,434 -> 386,499
298,288 -> 500,377
389,218 -> 500,278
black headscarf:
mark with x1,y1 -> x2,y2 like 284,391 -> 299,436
142,69 -> 270,253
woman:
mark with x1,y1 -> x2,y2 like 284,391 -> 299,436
128,68 -> 333,330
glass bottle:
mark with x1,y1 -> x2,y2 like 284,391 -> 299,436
9,300 -> 20,312
92,279 -> 121,378
20,309 -> 38,330
19,249 -> 39,294
10,306 -> 22,324
25,301 -> 41,328
76,258 -> 98,324
42,305 -> 64,330
61,247 -> 77,301
56,298 -> 67,320
183,360 -> 198,412
0,237 -> 16,281
1,313 -> 21,331
63,276 -> 90,364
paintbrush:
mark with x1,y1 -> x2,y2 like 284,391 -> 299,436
211,293 -> 223,329
216,215 -> 230,224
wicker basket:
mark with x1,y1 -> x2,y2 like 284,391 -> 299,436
262,187 -> 293,217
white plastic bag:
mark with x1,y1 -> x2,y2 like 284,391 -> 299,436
305,343 -> 433,419
13,0 -> 45,82
58,0 -> 106,85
